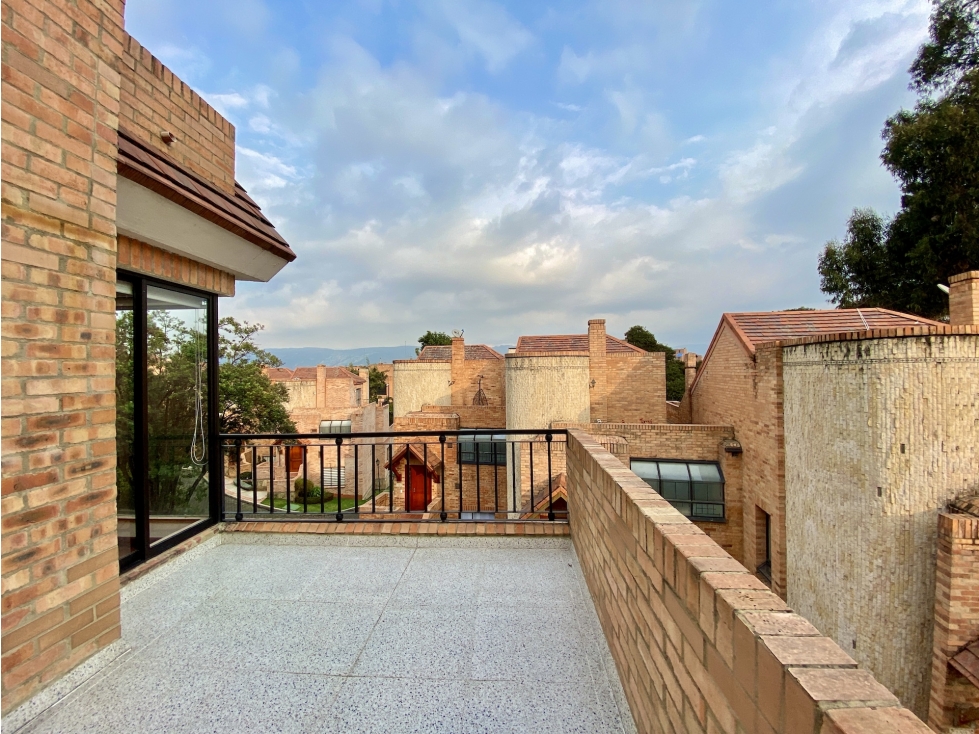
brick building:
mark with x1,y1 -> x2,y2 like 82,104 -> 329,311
673,291 -> 979,721
2,0 -> 293,719
265,364 -> 386,434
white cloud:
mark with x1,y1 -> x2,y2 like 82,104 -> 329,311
428,0 -> 534,72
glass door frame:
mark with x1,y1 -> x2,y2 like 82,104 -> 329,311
117,270 -> 221,572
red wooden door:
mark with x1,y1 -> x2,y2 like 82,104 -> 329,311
407,465 -> 431,511
286,446 -> 303,474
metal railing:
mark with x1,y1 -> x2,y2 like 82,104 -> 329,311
219,429 -> 569,523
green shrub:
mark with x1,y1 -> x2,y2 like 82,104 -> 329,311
293,477 -> 321,500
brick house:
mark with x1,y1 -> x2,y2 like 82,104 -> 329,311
675,289 -> 979,720
1,0 -> 293,718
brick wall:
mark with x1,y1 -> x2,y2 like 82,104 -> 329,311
118,34 -> 235,193
690,324 -> 786,596
417,403 -> 506,429
1,0 -> 127,714
116,235 -> 234,296
949,271 -> 979,327
928,511 -> 979,732
606,352 -> 666,424
781,334 -> 979,717
565,429 -> 930,734
453,357 -> 504,408
560,422 -> 743,560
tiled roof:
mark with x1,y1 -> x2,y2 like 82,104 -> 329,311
265,366 -> 365,383
951,640 -> 979,689
727,309 -> 941,349
116,128 -> 295,262
515,334 -> 643,354
417,345 -> 503,360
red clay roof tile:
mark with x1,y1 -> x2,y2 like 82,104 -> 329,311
417,345 -> 503,360
515,334 -> 643,354
727,309 -> 942,348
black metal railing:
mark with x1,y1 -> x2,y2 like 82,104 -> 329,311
219,429 -> 569,523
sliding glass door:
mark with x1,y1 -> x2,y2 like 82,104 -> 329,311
115,273 -> 219,570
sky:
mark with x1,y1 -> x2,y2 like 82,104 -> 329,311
125,0 -> 932,353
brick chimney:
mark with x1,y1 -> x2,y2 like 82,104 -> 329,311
316,364 -> 326,409
358,367 -> 370,405
948,271 -> 979,326
588,319 -> 608,422
451,336 -> 465,405
683,353 -> 698,392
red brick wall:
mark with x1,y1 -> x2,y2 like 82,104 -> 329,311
119,35 -> 236,193
117,235 -> 234,295
690,324 -> 787,596
1,0 -> 126,714
565,429 -> 929,734
928,512 -> 979,732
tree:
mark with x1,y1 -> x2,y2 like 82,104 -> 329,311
416,330 -> 452,355
819,0 -> 979,318
367,365 -> 388,402
219,317 -> 296,435
624,326 -> 686,401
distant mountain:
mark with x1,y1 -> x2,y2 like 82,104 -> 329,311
268,345 -> 514,368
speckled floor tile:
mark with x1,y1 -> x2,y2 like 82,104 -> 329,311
16,537 -> 635,734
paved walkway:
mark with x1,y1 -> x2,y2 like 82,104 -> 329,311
20,534 -> 635,733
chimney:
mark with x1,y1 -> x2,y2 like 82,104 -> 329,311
316,365 -> 326,409
949,271 -> 979,326
451,336 -> 465,405
683,353 -> 698,392
358,368 -> 370,405
588,319 -> 607,422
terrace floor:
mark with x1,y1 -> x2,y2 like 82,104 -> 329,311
19,534 -> 636,734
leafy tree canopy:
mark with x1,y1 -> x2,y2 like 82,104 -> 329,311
624,326 -> 686,401
219,317 -> 296,434
416,330 -> 452,356
819,0 -> 979,318
345,363 -> 389,402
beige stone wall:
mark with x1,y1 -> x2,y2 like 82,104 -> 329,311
282,380 -> 316,411
504,353 -> 589,429
392,361 -> 450,418
565,429 -> 927,734
782,334 -> 979,717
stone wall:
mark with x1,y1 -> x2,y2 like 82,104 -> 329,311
505,353 -> 590,429
928,511 -> 979,732
282,379 -> 316,411
119,35 -> 236,193
565,429 -> 930,734
690,324 -> 787,596
392,360 -> 450,417
781,334 -> 979,717
559,422 -> 742,560
1,0 -> 127,714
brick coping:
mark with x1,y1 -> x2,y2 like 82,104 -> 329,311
755,324 -> 977,350
223,520 -> 570,537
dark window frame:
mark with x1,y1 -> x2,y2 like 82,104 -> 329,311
629,458 -> 726,523
459,434 -> 508,466
116,270 -> 221,572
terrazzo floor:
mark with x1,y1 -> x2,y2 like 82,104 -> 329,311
17,535 -> 636,734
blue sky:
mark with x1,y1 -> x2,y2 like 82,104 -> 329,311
126,0 -> 931,353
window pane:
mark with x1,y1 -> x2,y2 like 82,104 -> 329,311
661,481 -> 690,501
673,502 -> 692,517
693,503 -> 723,518
657,462 -> 689,481
688,464 -> 721,482
146,285 -> 209,547
115,281 -> 137,560
630,461 -> 659,480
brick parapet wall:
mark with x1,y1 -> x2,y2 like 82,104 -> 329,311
119,34 -> 236,193
928,512 -> 979,732
565,429 -> 929,734
1,0 -> 126,714
116,235 -> 234,295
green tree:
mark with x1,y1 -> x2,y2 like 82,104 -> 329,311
819,0 -> 979,317
415,330 -> 452,355
367,365 -> 388,402
624,325 -> 686,401
219,317 -> 296,435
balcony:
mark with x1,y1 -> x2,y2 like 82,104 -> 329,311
8,431 -> 928,734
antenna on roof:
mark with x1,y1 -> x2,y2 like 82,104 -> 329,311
452,329 -> 463,338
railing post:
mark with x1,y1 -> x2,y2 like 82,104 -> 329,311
546,432 -> 554,521
235,439 -> 242,522
439,434 -> 447,522
336,436 -> 344,522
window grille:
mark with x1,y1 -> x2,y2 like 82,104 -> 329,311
630,459 -> 725,522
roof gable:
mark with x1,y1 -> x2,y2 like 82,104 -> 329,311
515,334 -> 643,354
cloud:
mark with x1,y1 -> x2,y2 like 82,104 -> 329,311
425,0 -> 533,72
